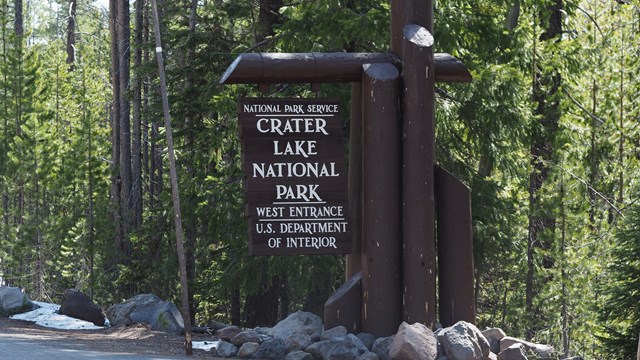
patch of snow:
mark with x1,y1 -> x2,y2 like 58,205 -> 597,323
10,301 -> 105,330
192,340 -> 219,352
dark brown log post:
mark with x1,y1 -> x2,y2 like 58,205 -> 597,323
346,83 -> 363,279
401,24 -> 437,328
637,332 -> 640,360
435,165 -> 476,326
361,63 -> 402,337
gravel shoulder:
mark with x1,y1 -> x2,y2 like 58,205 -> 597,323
0,317 -> 221,359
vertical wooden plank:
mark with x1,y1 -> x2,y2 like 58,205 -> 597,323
390,0 -> 405,54
324,272 -> 362,333
435,165 -> 476,327
361,63 -> 402,337
346,83 -> 363,279
401,24 -> 436,328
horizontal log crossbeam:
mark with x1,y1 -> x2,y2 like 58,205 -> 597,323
220,52 -> 471,85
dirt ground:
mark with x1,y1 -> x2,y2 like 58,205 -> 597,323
0,317 -> 225,358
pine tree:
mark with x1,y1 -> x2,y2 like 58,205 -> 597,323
598,187 -> 640,359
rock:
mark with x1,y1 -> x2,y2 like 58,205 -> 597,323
217,325 -> 242,341
497,343 -> 528,360
489,352 -> 498,360
215,340 -> 238,358
58,289 -> 105,326
237,342 -> 259,358
208,319 -> 231,332
372,336 -> 395,360
499,336 -> 555,358
285,350 -> 314,360
105,294 -> 184,335
255,338 -> 288,360
322,325 -> 348,339
437,321 -> 490,360
285,333 -> 313,351
269,311 -> 323,341
231,329 -> 260,345
357,332 -> 376,350
388,322 -> 437,360
305,334 -> 368,360
482,328 -> 506,355
356,351 -> 381,360
0,286 -> 36,317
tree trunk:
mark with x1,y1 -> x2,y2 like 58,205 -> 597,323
109,0 -> 123,267
256,0 -> 283,43
118,0 -> 133,265
525,0 -> 563,340
66,0 -> 77,70
132,0 -> 144,229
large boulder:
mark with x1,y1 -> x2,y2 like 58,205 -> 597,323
497,343 -> 527,360
106,294 -> 184,335
499,337 -> 555,359
59,289 -> 105,326
305,333 -> 369,360
254,338 -> 288,360
388,322 -> 437,360
482,328 -> 506,355
0,286 -> 36,317
269,311 -> 323,341
437,321 -> 491,360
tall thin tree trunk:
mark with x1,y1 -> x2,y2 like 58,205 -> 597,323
109,0 -> 122,266
132,0 -> 143,229
118,0 -> 132,265
66,0 -> 76,71
150,0 -> 192,353
525,0 -> 563,340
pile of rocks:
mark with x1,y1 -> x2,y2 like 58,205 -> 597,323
0,287 -> 575,360
210,311 -> 566,360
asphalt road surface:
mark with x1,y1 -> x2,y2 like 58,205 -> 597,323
0,333 -> 194,360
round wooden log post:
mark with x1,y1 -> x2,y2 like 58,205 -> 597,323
401,24 -> 437,328
637,332 -> 640,360
361,63 -> 402,337
346,83 -> 363,279
324,272 -> 362,333
435,165 -> 476,327
391,0 -> 433,54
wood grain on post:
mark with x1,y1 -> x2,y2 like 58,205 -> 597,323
361,63 -> 402,337
324,272 -> 362,333
346,84 -> 363,279
435,165 -> 476,327
401,24 -> 437,328
219,53 -> 471,85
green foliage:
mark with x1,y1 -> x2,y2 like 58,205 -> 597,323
597,187 -> 640,359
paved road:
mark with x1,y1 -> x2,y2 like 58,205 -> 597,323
0,334 -> 194,360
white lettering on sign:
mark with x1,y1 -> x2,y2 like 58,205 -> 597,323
252,162 -> 339,178
275,184 -> 322,202
286,236 -> 337,249
256,118 -> 329,135
273,140 -> 318,158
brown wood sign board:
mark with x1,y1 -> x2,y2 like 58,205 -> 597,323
238,98 -> 351,255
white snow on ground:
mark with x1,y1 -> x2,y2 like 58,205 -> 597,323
8,301 -> 218,352
10,301 -> 105,330
192,341 -> 219,352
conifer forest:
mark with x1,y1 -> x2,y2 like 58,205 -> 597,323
0,0 -> 639,358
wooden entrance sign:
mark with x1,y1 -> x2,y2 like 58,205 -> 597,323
222,0 -> 476,337
239,98 -> 350,255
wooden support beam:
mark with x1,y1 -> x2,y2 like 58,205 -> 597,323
324,272 -> 362,333
219,52 -> 471,85
435,165 -> 476,327
361,63 -> 402,337
346,83 -> 363,279
401,24 -> 437,328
